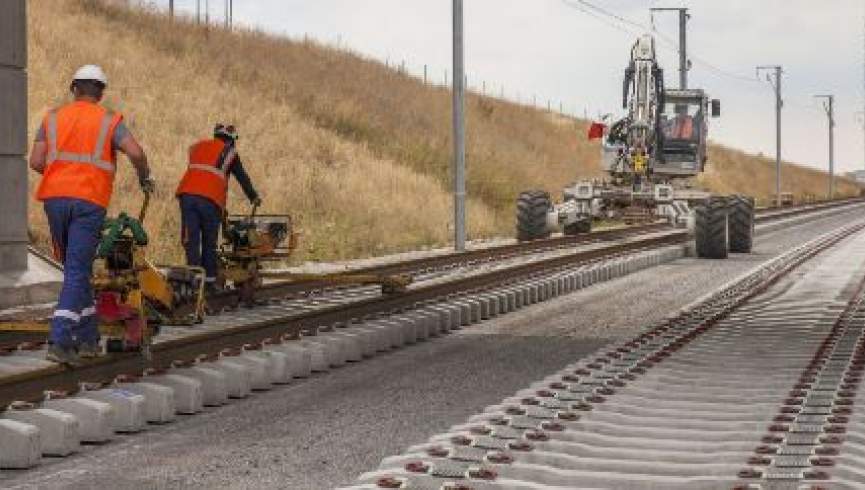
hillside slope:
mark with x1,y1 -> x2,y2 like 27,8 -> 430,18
27,0 -> 860,263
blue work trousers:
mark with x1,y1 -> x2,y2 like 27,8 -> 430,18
179,194 -> 222,282
44,198 -> 106,350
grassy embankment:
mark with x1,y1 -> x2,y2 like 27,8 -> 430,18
27,0 -> 860,263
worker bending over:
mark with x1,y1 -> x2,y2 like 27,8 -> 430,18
30,65 -> 154,364
176,124 -> 261,290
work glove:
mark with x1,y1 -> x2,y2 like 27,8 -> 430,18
252,197 -> 262,207
140,176 -> 156,194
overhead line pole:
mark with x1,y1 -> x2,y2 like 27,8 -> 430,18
452,0 -> 466,251
650,7 -> 689,89
757,65 -> 784,207
814,94 -> 835,199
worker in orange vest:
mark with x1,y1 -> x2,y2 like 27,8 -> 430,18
29,65 -> 154,365
176,124 -> 260,291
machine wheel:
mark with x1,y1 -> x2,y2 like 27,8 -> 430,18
694,197 -> 729,259
728,195 -> 754,253
563,218 -> 592,236
516,190 -> 552,241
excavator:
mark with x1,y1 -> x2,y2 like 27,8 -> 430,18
516,34 -> 755,259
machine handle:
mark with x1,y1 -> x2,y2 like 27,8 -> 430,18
139,191 -> 151,224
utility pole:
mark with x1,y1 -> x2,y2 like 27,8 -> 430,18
757,65 -> 784,207
452,0 -> 466,251
650,7 -> 689,89
196,0 -> 201,24
815,94 -> 835,199
169,0 -> 174,20
205,0 -> 209,25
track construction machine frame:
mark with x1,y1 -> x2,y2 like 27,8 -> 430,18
517,34 -> 754,259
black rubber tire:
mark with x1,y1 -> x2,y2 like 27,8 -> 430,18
728,194 -> 755,253
516,190 -> 552,241
694,197 -> 729,259
563,218 -> 592,236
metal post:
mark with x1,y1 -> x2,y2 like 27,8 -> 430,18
452,0 -> 466,251
230,0 -> 233,29
815,95 -> 835,199
169,0 -> 174,20
758,65 -> 783,207
0,0 -> 27,271
196,0 -> 201,24
650,8 -> 689,89
423,65 -> 427,85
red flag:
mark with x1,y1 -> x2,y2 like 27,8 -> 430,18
587,122 -> 606,140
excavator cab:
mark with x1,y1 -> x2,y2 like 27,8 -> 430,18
655,89 -> 718,178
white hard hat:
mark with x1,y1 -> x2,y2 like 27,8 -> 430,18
72,65 -> 108,86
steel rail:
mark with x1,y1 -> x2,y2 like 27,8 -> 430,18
0,230 -> 686,408
1,198 -> 862,407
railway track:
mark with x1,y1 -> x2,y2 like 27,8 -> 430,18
0,199 -> 862,474
343,219 -> 865,489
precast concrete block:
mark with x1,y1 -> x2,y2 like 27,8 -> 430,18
348,324 -> 389,353
386,316 -> 417,345
296,340 -> 330,372
0,419 -> 40,469
4,408 -> 78,457
171,365 -> 228,406
421,307 -> 449,334
43,398 -> 114,443
412,311 -> 438,338
451,300 -> 471,327
227,353 -> 272,390
527,283 -> 539,304
115,382 -> 175,424
401,313 -> 430,341
144,374 -> 204,414
244,349 -> 291,384
302,335 -> 348,368
323,330 -> 367,360
206,359 -> 252,398
365,321 -> 403,348
470,295 -> 489,320
78,388 -> 146,433
266,343 -> 313,377
465,298 -> 482,323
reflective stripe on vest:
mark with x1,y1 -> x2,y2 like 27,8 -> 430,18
187,146 -> 236,179
46,110 -> 117,173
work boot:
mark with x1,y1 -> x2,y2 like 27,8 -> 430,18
46,344 -> 81,366
77,342 -> 103,359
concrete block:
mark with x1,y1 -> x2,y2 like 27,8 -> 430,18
350,324 -> 389,352
43,398 -> 113,443
301,336 -> 346,367
322,331 -> 365,361
528,283 -> 539,304
4,408 -> 78,457
0,419 -> 40,469
78,388 -> 146,433
365,321 -> 404,348
144,374 -> 204,414
245,349 -> 292,384
171,365 -> 229,407
421,307 -> 449,334
222,353 -> 271,390
451,300 -> 471,326
116,382 -> 176,423
389,316 -> 418,344
296,340 -> 330,372
407,312 -> 434,339
206,359 -> 252,398
266,343 -> 313,377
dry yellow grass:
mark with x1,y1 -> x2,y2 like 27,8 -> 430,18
26,0 -> 860,263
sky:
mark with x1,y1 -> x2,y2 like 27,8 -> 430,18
156,0 -> 865,174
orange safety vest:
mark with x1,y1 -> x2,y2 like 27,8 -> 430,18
175,139 -> 237,209
35,101 -> 123,209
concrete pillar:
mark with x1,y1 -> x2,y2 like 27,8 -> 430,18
0,0 -> 28,272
